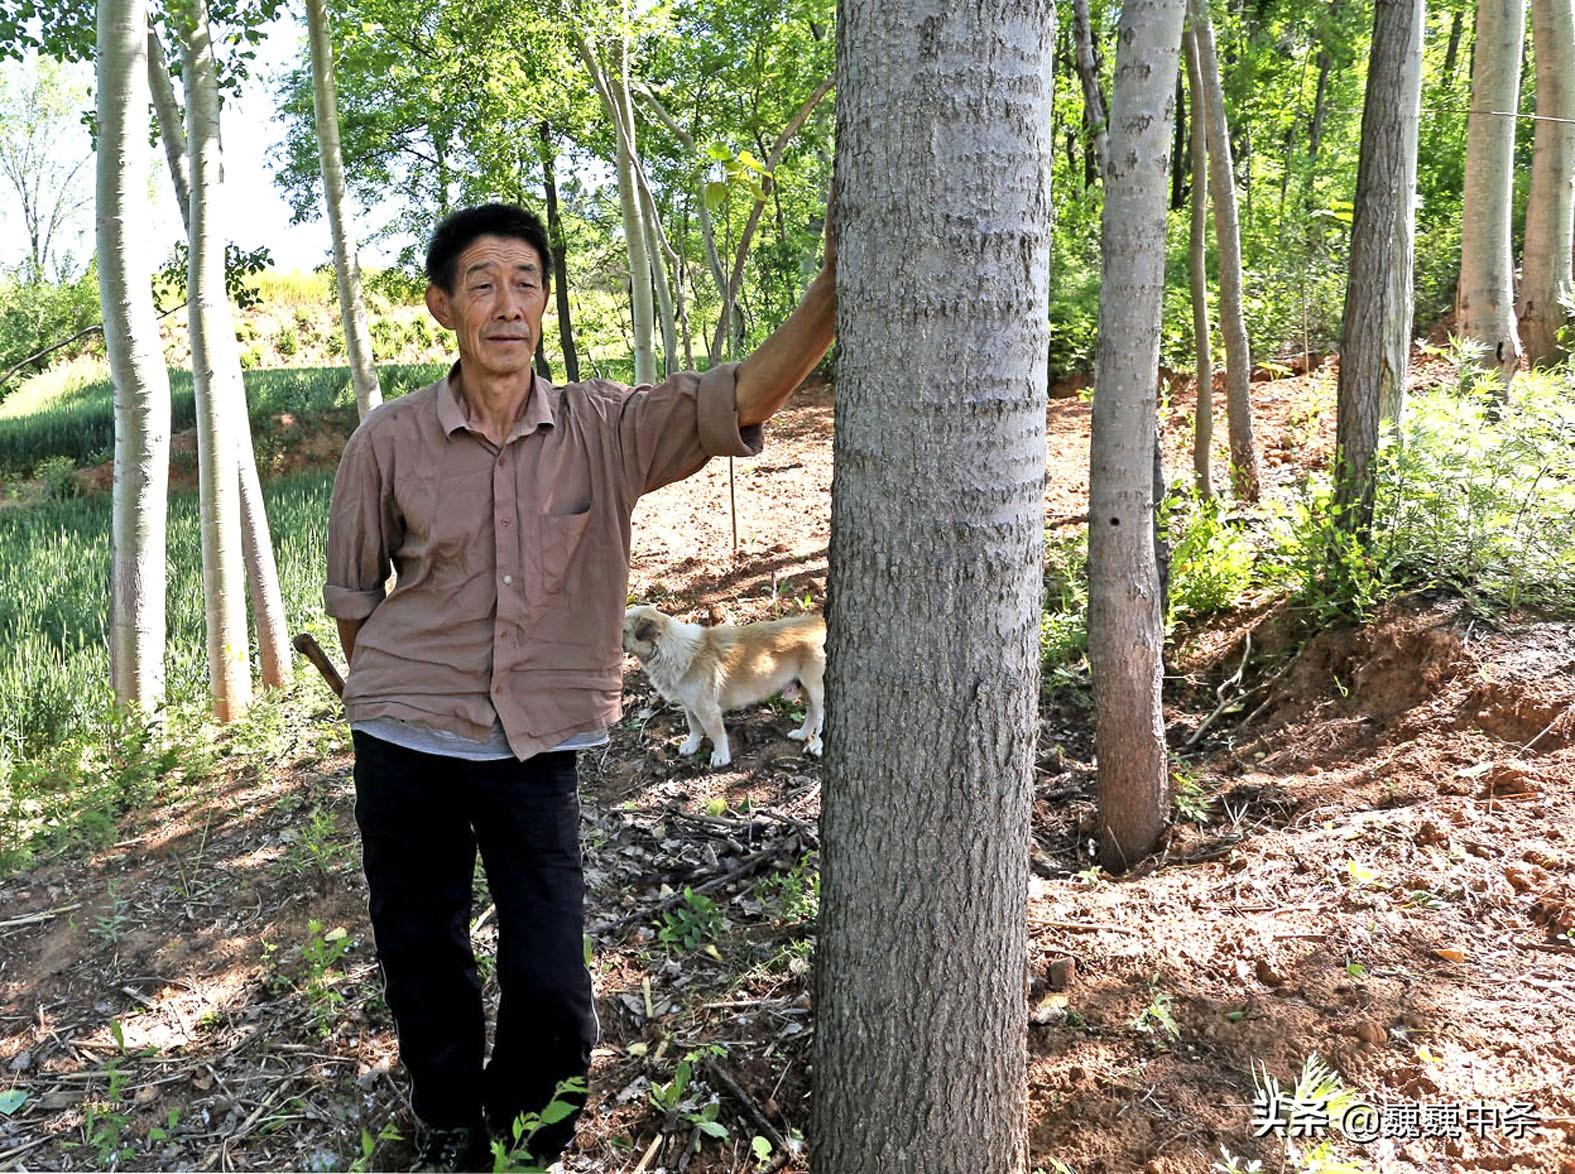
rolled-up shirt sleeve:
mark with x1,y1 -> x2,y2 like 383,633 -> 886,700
324,426 -> 395,620
617,362 -> 765,498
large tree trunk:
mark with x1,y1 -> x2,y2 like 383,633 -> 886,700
1457,0 -> 1526,383
1518,0 -> 1575,367
179,8 -> 252,720
145,29 -> 189,224
539,122 -> 580,383
1334,0 -> 1425,535
100,0 -> 171,715
1070,0 -> 1109,178
810,0 -> 1053,1169
305,0 -> 381,418
1191,0 -> 1262,501
1184,26 -> 1214,499
1089,0 -> 1186,873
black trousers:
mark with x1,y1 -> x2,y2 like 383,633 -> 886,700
351,731 -> 597,1154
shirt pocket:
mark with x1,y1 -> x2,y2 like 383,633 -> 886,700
534,504 -> 594,601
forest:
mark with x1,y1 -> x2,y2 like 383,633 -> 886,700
0,0 -> 1572,1169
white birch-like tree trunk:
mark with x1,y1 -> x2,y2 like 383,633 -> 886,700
1184,26 -> 1214,498
1518,0 -> 1575,366
100,0 -> 171,714
1190,0 -> 1262,501
1335,0 -> 1425,534
145,29 -> 189,223
1458,0 -> 1526,382
305,0 -> 382,417
1089,0 -> 1187,872
179,8 -> 251,720
634,88 -> 730,361
810,1 -> 1054,1169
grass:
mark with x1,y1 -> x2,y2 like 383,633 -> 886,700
0,362 -> 446,478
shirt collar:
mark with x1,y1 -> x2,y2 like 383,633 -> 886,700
438,360 -> 556,442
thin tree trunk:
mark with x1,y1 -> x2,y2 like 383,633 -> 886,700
1172,70 -> 1188,209
1334,0 -> 1425,535
539,122 -> 580,383
179,10 -> 251,719
1518,0 -> 1575,366
101,0 -> 171,714
305,0 -> 381,418
811,0 -> 1053,1169
235,427 -> 292,687
1191,0 -> 1262,500
625,95 -> 679,377
635,86 -> 729,362
1184,27 -> 1214,499
711,76 -> 835,363
1457,0 -> 1526,383
1442,8 -> 1465,88
1070,0 -> 1109,178
578,33 -> 658,384
1089,0 -> 1186,873
145,29 -> 189,225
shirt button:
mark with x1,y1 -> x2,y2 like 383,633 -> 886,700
502,574 -> 513,585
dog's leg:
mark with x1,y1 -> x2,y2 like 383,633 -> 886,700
695,703 -> 731,768
790,662 -> 826,757
678,709 -> 705,757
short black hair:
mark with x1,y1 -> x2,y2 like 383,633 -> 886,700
425,203 -> 553,294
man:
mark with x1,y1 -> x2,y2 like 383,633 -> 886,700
324,201 -> 834,1170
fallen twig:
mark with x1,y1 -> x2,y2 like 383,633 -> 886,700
1027,918 -> 1141,935
1185,633 -> 1252,749
594,840 -> 798,936
703,1058 -> 793,1163
0,903 -> 82,930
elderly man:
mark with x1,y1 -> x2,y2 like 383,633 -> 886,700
324,202 -> 833,1170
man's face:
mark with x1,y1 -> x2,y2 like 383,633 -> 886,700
425,234 -> 548,380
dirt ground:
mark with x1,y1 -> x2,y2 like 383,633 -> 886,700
2,363 -> 1573,1173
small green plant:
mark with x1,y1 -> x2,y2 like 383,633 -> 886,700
348,1122 -> 402,1173
649,1058 -> 730,1152
90,880 -> 131,946
1172,770 -> 1213,824
1131,987 -> 1180,1042
1162,490 -> 1257,622
298,920 -> 353,1035
37,453 -> 77,499
488,1077 -> 587,1172
657,887 -> 725,952
761,853 -> 820,923
281,806 -> 351,878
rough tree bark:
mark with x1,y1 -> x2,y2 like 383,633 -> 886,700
179,5 -> 252,719
1334,0 -> 1425,535
100,0 -> 172,714
1184,26 -> 1214,499
810,0 -> 1054,1169
1457,0 -> 1526,383
1517,0 -> 1575,366
305,0 -> 381,418
1190,0 -> 1262,501
1089,0 -> 1187,873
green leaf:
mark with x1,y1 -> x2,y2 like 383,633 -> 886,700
736,150 -> 769,175
538,1099 -> 578,1125
0,1089 -> 26,1115
704,181 -> 729,214
696,1119 -> 729,1139
752,1135 -> 773,1161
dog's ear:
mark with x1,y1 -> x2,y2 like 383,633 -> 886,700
635,618 -> 658,644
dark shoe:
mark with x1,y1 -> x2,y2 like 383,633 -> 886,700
411,1122 -> 490,1172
